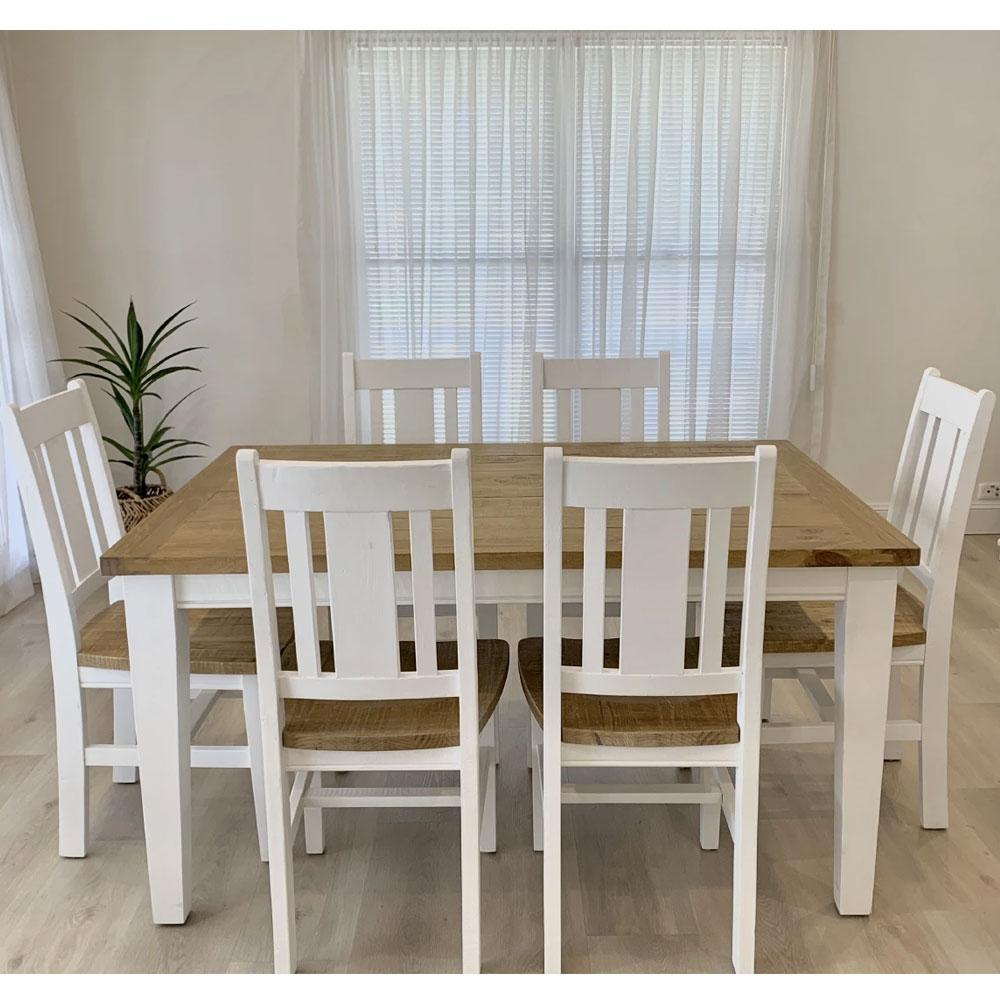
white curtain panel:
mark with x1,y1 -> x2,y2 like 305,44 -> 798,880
0,51 -> 61,616
300,31 -> 836,445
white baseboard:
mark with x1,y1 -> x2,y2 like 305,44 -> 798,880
870,501 -> 1000,535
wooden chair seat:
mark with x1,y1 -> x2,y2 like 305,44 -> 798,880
78,602 -> 295,674
517,636 -> 739,748
280,639 -> 509,752
748,586 -> 926,656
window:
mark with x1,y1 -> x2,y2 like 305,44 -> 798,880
344,32 -> 790,441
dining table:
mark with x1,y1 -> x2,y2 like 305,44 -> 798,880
100,439 -> 919,926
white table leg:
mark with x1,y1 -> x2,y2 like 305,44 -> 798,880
124,575 -> 192,924
497,603 -> 527,700
833,566 -> 897,915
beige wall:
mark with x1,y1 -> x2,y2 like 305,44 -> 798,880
6,31 -> 306,487
824,31 -> 1000,508
7,30 -> 1000,507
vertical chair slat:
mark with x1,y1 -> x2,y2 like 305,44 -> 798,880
444,387 -> 459,442
901,414 -> 938,540
619,507 -> 691,674
579,388 -> 621,442
913,419 -> 959,565
556,389 -> 572,442
67,426 -> 108,558
628,388 -> 645,441
41,433 -> 100,586
698,507 -> 732,672
324,510 -> 400,678
409,509 -> 438,675
369,389 -> 384,444
394,389 -> 436,444
581,508 -> 607,673
283,511 -> 322,678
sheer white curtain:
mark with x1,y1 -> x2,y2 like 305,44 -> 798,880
0,52 -> 61,615
300,31 -> 835,445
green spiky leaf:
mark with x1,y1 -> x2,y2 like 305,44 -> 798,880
102,436 -> 136,460
141,345 -> 206,381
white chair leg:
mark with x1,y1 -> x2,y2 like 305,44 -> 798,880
479,756 -> 497,855
460,745 -> 481,972
529,717 -> 541,770
479,711 -> 498,853
241,676 -> 269,863
731,762 -> 760,973
267,764 -> 296,973
498,604 -> 527,701
918,647 -> 949,829
531,742 -> 543,852
54,683 -> 89,858
112,687 -> 139,784
884,667 -> 905,761
477,604 -> 498,639
542,736 -> 561,973
303,772 -> 325,855
761,675 -> 774,723
700,798 -> 721,851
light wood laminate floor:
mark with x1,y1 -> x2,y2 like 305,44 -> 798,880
1,536 -> 999,972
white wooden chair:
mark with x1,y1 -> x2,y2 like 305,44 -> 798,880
521,445 -> 776,972
342,352 -> 482,444
1,380 -> 287,861
531,351 -> 671,442
759,368 -> 995,829
236,447 -> 507,973
340,349 -> 496,756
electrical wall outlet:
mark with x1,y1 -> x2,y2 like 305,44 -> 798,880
976,482 -> 1000,501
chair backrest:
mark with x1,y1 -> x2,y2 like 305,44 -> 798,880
531,352 -> 671,442
237,448 -> 479,715
2,379 -> 123,641
887,368 -> 995,618
342,352 -> 483,445
543,445 -> 775,714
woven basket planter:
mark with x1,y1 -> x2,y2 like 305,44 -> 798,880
116,469 -> 172,532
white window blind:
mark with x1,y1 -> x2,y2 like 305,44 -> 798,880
342,32 -> 792,441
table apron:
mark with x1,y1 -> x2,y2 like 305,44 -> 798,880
161,565 -> 871,609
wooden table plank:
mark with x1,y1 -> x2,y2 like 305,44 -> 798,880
101,441 -> 919,576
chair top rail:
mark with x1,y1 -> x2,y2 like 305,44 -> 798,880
11,384 -> 93,449
255,457 -> 455,513
351,354 -> 479,390
562,453 -> 758,511
918,371 -> 991,431
538,353 -> 667,390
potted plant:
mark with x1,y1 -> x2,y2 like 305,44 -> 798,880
55,299 -> 206,530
